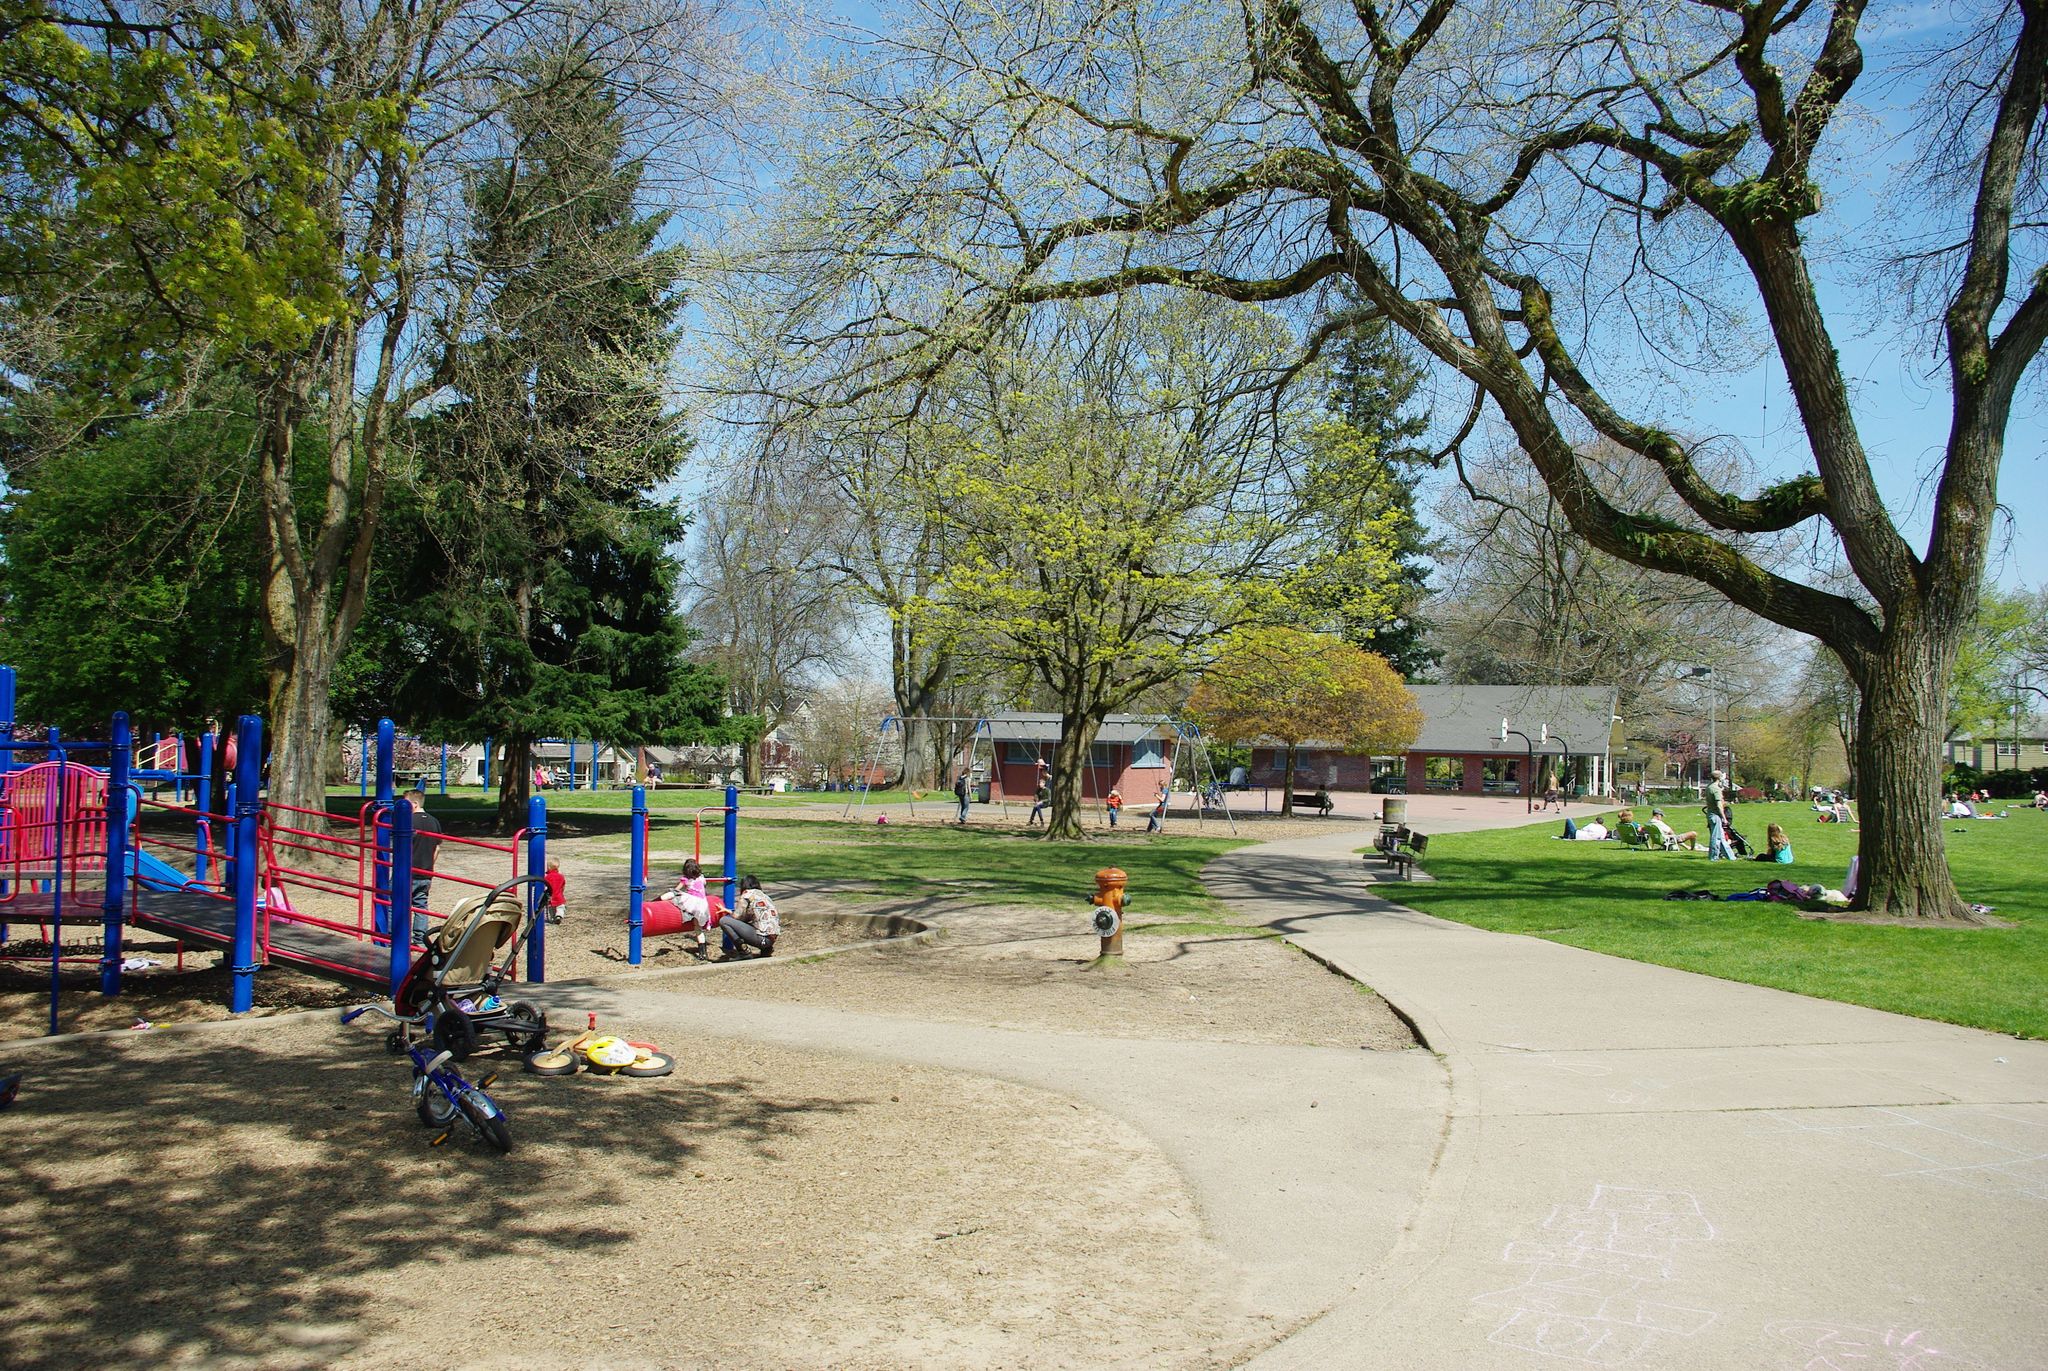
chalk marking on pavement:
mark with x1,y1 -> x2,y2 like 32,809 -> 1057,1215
1748,1106 -> 2048,1205
1472,1183 -> 1717,1366
1765,1318 -> 1995,1370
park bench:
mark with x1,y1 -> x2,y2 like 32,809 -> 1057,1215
1291,791 -> 1335,816
1367,825 -> 1430,879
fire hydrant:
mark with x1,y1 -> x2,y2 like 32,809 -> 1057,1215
1091,867 -> 1129,958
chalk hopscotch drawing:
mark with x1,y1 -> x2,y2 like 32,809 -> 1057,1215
1766,1320 -> 1995,1370
1749,1106 -> 2048,1206
1473,1184 -> 1717,1366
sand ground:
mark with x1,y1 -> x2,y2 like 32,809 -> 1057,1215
0,826 -> 1414,1369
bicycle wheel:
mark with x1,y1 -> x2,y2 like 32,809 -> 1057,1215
415,1076 -> 459,1129
458,1088 -> 511,1153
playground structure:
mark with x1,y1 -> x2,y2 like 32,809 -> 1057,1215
625,783 -> 739,966
0,674 -> 550,1035
841,714 -> 1237,832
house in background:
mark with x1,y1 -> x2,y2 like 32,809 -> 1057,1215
1245,684 -> 1623,797
974,713 -> 1179,802
1943,731 -> 2048,773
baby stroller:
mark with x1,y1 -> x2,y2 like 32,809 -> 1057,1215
392,873 -> 551,1061
1722,823 -> 1754,857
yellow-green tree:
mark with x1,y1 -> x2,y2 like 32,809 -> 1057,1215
911,297 -> 1401,839
1188,628 -> 1421,815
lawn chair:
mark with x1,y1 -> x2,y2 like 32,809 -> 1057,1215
1615,821 -> 1665,852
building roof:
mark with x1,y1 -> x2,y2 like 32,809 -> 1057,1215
1407,684 -> 1619,755
978,713 -> 1176,745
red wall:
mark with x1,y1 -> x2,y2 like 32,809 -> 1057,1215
992,745 -> 1170,803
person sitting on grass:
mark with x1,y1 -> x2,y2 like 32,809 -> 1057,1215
1756,822 -> 1794,863
720,874 -> 780,959
1574,815 -> 1610,840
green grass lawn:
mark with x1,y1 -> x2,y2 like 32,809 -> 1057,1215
1396,801 -> 2048,1038
329,784 -> 920,815
333,783 -> 1244,919
603,817 -> 1253,922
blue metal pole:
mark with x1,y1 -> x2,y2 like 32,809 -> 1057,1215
372,718 -> 395,935
525,794 -> 547,982
482,735 -> 492,793
569,738 -> 580,792
101,712 -> 132,996
0,665 -> 15,772
229,715 -> 263,1014
628,785 -> 646,966
439,743 -> 449,796
722,783 -> 739,913
388,793 -> 414,996
196,731 -> 215,885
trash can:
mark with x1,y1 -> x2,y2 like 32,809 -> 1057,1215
974,780 -> 992,804
1382,796 -> 1408,827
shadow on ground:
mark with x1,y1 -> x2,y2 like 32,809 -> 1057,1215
0,1029 -> 856,1369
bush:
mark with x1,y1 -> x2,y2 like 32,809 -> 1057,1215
1947,763 -> 2048,798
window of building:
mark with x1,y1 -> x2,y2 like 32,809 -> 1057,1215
1130,738 -> 1167,768
1089,743 -> 1115,770
1422,755 -> 1463,791
1004,741 -> 1044,766
1481,757 -> 1522,793
1996,740 -> 2021,757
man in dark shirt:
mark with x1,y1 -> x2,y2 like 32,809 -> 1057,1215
408,786 -> 444,919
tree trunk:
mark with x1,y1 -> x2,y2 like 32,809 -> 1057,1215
1280,743 -> 1298,817
266,625 -> 342,817
1046,709 -> 1107,840
1852,636 -> 1972,920
496,736 -> 533,834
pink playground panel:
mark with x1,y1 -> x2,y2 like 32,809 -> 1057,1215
0,761 -> 109,887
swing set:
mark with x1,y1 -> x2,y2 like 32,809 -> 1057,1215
839,713 -> 1238,833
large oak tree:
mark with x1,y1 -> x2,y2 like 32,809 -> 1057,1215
766,0 -> 2048,917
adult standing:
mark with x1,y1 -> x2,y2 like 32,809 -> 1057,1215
407,786 -> 444,921
953,770 -> 971,824
1705,769 -> 1735,861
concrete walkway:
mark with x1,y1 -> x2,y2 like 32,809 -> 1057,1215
516,973 -> 1449,1334
1213,827 -> 2048,1370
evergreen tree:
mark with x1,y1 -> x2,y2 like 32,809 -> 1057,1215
366,51 -> 730,829
1287,310 -> 1440,678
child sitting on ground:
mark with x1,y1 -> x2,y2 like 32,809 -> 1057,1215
720,874 -> 781,959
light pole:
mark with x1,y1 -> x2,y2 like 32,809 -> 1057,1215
1685,667 -> 1715,791
1544,726 -> 1573,799
1499,720 -> 1535,813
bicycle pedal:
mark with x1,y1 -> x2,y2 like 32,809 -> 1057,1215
430,1130 -> 451,1147
478,1073 -> 498,1089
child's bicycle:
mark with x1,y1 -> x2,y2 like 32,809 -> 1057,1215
341,1003 -> 511,1152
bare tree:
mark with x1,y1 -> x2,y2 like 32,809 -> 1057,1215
754,0 -> 2048,916
1431,439 -> 1786,739
686,446 -> 853,782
